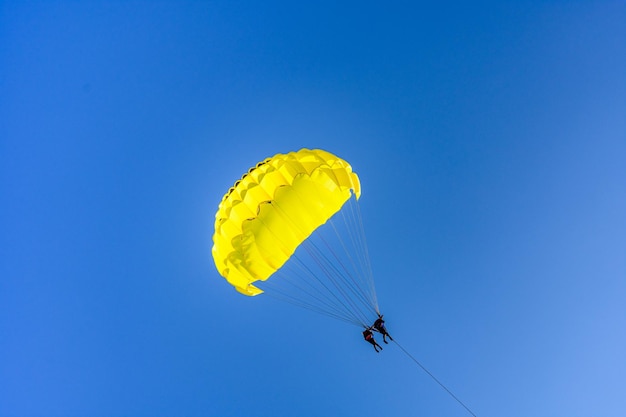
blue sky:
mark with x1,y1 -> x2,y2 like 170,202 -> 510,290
1,1 -> 625,416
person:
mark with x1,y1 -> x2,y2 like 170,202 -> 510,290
363,327 -> 383,352
372,314 -> 393,344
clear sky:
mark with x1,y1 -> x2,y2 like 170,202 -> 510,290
1,1 -> 625,416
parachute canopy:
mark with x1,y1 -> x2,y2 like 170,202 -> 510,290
212,148 -> 361,296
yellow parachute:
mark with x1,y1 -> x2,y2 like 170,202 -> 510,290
212,148 -> 378,326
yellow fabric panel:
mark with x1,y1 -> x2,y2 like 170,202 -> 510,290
212,148 -> 360,296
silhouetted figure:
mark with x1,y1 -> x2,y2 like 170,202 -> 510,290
373,314 -> 393,344
363,328 -> 383,352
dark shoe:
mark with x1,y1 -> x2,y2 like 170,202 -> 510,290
383,340 -> 388,344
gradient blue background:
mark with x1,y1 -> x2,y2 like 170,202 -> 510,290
2,1 -> 625,416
